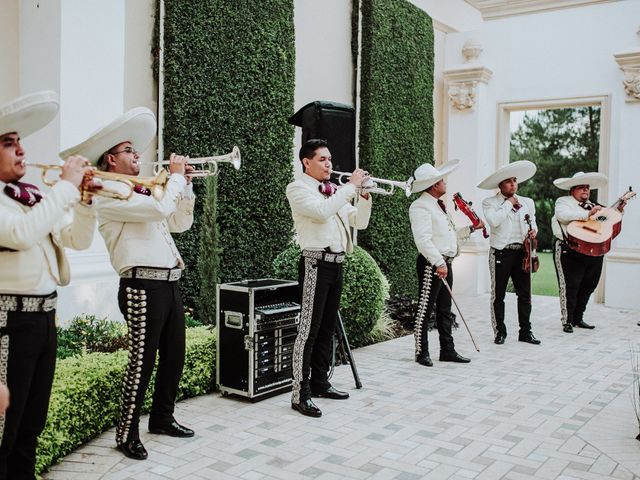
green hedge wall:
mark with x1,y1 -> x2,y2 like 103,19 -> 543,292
357,0 -> 435,298
36,327 -> 216,475
272,245 -> 389,348
163,0 -> 296,323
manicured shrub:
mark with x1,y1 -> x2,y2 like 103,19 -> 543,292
36,326 -> 215,474
272,245 -> 389,347
56,315 -> 127,359
357,0 -> 435,298
162,0 -> 296,323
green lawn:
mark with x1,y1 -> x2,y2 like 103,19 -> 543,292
507,252 -> 559,296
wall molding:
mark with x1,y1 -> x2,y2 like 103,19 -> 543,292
464,0 -> 621,20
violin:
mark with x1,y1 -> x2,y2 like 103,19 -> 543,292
452,192 -> 489,238
522,214 -> 539,274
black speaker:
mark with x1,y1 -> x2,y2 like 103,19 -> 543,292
288,100 -> 356,173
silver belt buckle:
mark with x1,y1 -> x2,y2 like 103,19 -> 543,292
168,269 -> 182,281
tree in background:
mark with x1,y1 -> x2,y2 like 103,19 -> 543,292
510,106 -> 600,250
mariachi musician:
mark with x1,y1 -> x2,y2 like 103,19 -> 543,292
478,161 -> 541,346
59,107 -> 196,460
0,91 -> 97,479
551,172 -> 626,333
409,160 -> 484,367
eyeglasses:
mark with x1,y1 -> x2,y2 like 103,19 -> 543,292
109,146 -> 139,156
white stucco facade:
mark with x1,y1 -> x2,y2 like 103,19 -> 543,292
1,0 -> 637,323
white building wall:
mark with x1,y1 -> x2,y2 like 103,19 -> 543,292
0,0 -> 20,104
292,0 -> 354,176
442,0 -> 640,309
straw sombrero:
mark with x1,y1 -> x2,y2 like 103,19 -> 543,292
553,171 -> 608,190
0,91 -> 59,138
59,107 -> 156,165
477,160 -> 536,190
410,159 -> 461,194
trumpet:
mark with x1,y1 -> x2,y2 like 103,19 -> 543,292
26,163 -> 169,201
142,146 -> 241,178
332,170 -> 414,197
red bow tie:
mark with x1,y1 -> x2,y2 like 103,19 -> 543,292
134,185 -> 152,196
319,181 -> 337,197
3,181 -> 43,207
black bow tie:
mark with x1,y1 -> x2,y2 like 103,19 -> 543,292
579,201 -> 593,211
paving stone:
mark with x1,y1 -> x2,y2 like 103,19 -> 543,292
39,295 -> 640,480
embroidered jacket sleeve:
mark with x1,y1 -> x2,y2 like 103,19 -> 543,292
95,174 -> 189,225
166,183 -> 195,233
482,195 -> 513,229
59,202 -> 97,250
286,182 -> 358,220
410,200 -> 445,267
0,180 -> 79,250
554,196 -> 590,223
346,194 -> 372,230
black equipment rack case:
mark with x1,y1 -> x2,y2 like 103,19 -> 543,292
216,279 -> 300,400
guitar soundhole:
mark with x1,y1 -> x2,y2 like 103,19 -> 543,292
596,215 -> 606,221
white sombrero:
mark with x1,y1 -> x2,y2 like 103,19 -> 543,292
410,159 -> 461,194
477,160 -> 536,190
553,171 -> 608,190
59,107 -> 156,165
0,91 -> 59,138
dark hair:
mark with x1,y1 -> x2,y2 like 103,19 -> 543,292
97,151 -> 110,171
298,138 -> 329,164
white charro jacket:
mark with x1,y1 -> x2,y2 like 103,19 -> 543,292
94,174 -> 194,275
286,174 -> 371,253
409,192 -> 471,267
552,196 -> 592,241
0,179 -> 96,294
482,193 -> 537,249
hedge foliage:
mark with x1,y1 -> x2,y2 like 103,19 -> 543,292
36,327 -> 216,475
357,0 -> 435,298
272,245 -> 389,347
163,0 -> 296,322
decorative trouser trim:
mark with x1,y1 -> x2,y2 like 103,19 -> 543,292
414,261 -> 433,357
553,240 -> 569,326
489,248 -> 498,335
291,257 -> 318,404
0,312 -> 7,443
116,287 -> 147,445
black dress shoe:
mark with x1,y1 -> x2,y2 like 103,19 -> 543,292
148,421 -> 194,438
518,333 -> 541,345
574,320 -> 595,329
310,386 -> 349,400
563,324 -> 573,333
291,399 -> 322,417
494,333 -> 506,345
117,439 -> 148,460
415,354 -> 433,367
439,352 -> 471,363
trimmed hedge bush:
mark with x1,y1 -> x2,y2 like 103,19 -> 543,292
163,0 -> 296,323
357,0 -> 435,298
36,327 -> 216,475
272,245 -> 389,347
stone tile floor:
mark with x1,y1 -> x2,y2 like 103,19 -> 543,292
44,294 -> 640,479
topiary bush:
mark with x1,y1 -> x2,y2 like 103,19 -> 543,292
163,0 -> 296,323
36,326 -> 216,475
272,245 -> 389,347
356,0 -> 435,298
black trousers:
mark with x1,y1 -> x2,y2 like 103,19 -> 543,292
414,254 -> 455,357
115,278 -> 185,445
489,247 -> 532,336
0,308 -> 56,480
553,239 -> 603,326
291,256 -> 343,403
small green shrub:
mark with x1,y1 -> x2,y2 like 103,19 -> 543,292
36,326 -> 216,475
56,315 -> 127,359
272,245 -> 389,347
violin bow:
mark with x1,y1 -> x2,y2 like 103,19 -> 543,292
438,276 -> 480,352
